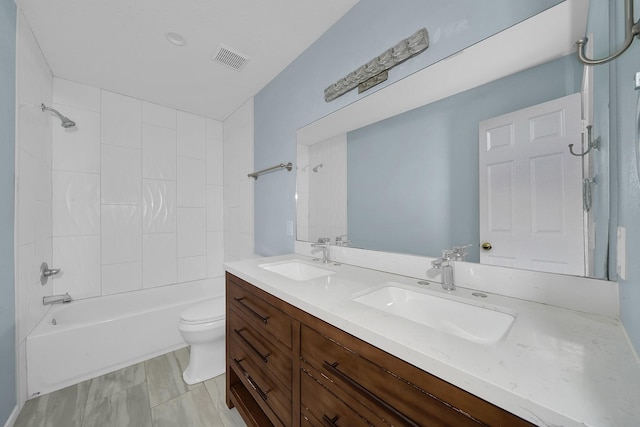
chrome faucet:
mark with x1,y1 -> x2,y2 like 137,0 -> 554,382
452,244 -> 472,261
431,250 -> 455,291
311,237 -> 331,263
335,235 -> 351,246
43,293 -> 72,305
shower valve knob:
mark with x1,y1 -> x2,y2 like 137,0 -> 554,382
40,262 -> 61,285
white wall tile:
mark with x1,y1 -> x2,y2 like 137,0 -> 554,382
52,235 -> 101,299
207,231 -> 224,277
17,107 -> 41,156
101,144 -> 141,205
16,10 -> 54,406
142,124 -> 176,180
206,118 -> 223,140
53,78 -> 100,112
239,180 -> 253,234
178,256 -> 207,282
17,341 -> 27,410
177,111 -> 206,159
101,205 -> 142,264
143,233 -> 177,288
223,98 -> 253,261
177,207 -> 206,257
43,76 -> 233,306
35,159 -> 52,207
101,90 -> 142,148
177,157 -> 205,207
52,170 -> 100,237
52,105 -> 101,173
35,204 -> 53,265
206,185 -> 223,231
224,231 -> 240,262
206,137 -> 223,186
102,262 -> 142,295
239,232 -> 254,260
142,101 -> 176,129
142,179 -> 176,233
17,150 -> 36,245
18,243 -> 37,293
17,243 -> 47,343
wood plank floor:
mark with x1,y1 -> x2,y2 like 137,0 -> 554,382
14,347 -> 246,427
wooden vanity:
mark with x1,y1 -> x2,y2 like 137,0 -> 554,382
225,272 -> 534,426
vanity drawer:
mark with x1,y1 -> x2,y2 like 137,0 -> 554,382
229,307 -> 292,391
227,276 -> 292,348
301,368 -> 373,427
229,336 -> 292,427
301,325 -> 486,427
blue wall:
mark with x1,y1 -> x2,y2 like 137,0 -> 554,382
254,0 -> 562,256
611,1 -> 640,354
347,55 -> 582,261
0,0 -> 17,423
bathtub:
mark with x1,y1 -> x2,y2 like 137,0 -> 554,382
26,277 -> 224,397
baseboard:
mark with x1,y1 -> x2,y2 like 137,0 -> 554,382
621,322 -> 640,365
3,404 -> 19,427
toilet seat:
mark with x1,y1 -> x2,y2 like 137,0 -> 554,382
179,297 -> 225,325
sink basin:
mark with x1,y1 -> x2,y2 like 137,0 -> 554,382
353,286 -> 515,344
259,260 -> 335,281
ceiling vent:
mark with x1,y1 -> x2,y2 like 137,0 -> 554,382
211,44 -> 250,71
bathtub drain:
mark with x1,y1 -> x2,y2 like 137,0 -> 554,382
51,318 -> 57,325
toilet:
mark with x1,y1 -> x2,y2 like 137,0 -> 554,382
178,296 -> 226,385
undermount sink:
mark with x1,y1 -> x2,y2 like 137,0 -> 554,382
353,285 -> 515,344
259,260 -> 335,281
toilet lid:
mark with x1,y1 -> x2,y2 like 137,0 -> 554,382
180,297 -> 225,324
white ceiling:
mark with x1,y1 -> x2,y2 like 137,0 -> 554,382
16,0 -> 359,120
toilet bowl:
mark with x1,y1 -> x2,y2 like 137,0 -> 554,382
178,296 -> 225,385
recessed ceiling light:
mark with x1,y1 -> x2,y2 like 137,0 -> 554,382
166,32 -> 187,46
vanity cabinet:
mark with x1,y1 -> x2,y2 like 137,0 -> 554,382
226,272 -> 534,427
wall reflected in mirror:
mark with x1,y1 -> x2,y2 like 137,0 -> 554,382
297,54 -> 610,279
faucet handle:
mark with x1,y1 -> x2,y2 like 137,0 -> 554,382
453,244 -> 472,261
442,249 -> 455,260
431,257 -> 444,269
335,235 -> 351,246
317,237 -> 330,244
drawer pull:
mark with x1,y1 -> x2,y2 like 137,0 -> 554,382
234,297 -> 269,323
323,361 -> 420,427
322,415 -> 340,427
233,358 -> 269,401
234,328 -> 270,363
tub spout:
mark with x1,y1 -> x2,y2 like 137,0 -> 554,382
43,293 -> 72,305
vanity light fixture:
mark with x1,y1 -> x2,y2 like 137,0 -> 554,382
324,28 -> 429,102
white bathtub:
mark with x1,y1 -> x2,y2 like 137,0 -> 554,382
26,277 -> 224,397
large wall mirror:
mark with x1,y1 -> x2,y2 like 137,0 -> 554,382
296,1 -> 611,280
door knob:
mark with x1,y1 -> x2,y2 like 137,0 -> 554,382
481,242 -> 492,250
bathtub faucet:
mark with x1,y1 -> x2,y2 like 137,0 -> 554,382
43,293 -> 72,305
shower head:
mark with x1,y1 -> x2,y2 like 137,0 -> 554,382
41,103 -> 76,128
312,163 -> 323,173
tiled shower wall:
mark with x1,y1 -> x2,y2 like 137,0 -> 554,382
223,98 -> 254,261
50,78 -> 225,299
15,9 -> 53,411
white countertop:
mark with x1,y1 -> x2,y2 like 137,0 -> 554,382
225,254 -> 640,427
